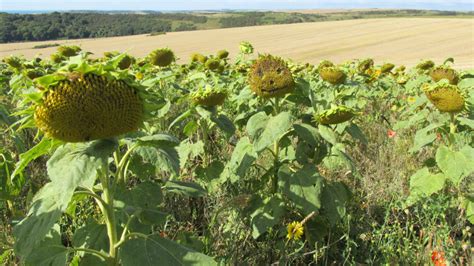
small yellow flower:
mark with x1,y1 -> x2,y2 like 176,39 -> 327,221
286,221 -> 304,241
407,96 -> 416,104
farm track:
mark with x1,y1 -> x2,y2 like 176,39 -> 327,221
1,18 -> 473,68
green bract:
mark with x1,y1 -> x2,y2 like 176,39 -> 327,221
149,48 -> 175,67
190,85 -> 227,106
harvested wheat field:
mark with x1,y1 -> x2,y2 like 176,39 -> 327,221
1,18 -> 473,68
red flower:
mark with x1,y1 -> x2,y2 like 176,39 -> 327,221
387,129 -> 397,138
431,250 -> 447,266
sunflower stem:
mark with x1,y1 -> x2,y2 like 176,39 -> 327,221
98,167 -> 118,262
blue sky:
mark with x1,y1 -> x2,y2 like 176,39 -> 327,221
1,0 -> 473,11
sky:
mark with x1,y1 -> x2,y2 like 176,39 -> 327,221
1,0 -> 473,11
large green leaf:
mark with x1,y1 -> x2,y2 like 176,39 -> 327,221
463,198 -> 474,224
176,140 -> 204,169
220,137 -> 257,183
436,146 -> 474,185
11,138 -> 61,181
72,221 -> 108,265
253,112 -> 292,152
318,125 -> 337,145
24,224 -> 68,266
134,134 -> 180,176
320,181 -> 351,226
246,112 -> 270,140
409,123 -> 442,153
293,123 -> 319,147
163,180 -> 207,198
278,165 -> 323,214
407,167 -> 446,205
14,139 -> 116,258
211,114 -> 236,138
250,195 -> 286,239
120,235 -> 216,266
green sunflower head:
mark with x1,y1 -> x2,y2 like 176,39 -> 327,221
358,58 -> 374,73
190,85 -> 228,107
57,45 -> 82,57
149,48 -> 175,67
381,63 -> 395,73
317,60 -> 334,72
205,58 -> 221,71
422,81 -> 465,113
3,56 -> 23,70
315,106 -> 356,125
239,41 -> 254,54
429,65 -> 459,85
319,67 -> 346,85
416,60 -> 435,70
191,53 -> 208,64
248,55 -> 295,98
216,50 -> 230,59
33,62 -> 145,142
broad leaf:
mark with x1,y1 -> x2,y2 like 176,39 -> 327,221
163,180 -> 207,197
278,165 -> 323,214
250,196 -> 286,239
176,140 -> 204,169
436,146 -> 474,184
407,167 -> 446,205
318,125 -> 337,145
24,224 -> 68,266
253,112 -> 292,152
120,235 -> 216,266
14,139 -> 116,258
220,137 -> 257,183
320,182 -> 351,226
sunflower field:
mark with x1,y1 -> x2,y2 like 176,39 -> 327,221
0,42 -> 473,265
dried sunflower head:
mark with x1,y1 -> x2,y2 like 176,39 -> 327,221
50,53 -> 65,64
248,55 -> 295,98
216,50 -> 229,59
190,85 -> 227,106
315,106 -> 356,125
149,48 -> 175,67
319,67 -> 346,85
34,73 -> 143,142
423,81 -> 465,113
429,66 -> 459,85
26,69 -> 44,80
416,60 -> 435,70
381,63 -> 395,73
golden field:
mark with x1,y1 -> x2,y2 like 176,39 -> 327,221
1,18 -> 473,68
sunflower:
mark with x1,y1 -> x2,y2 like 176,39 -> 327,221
190,85 -> 227,107
149,48 -> 175,67
319,67 -> 346,85
286,221 -> 304,241
315,106 -> 356,125
429,66 -> 459,85
423,81 -> 465,113
248,55 -> 295,98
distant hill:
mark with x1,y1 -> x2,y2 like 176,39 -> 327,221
1,9 -> 473,43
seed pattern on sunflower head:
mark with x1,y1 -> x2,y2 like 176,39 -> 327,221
190,85 -> 227,107
216,50 -> 229,59
149,48 -> 175,67
319,67 -> 346,85
381,63 -> 395,73
34,73 -> 143,142
423,81 -> 465,113
416,60 -> 435,70
429,66 -> 459,85
286,221 -> 304,241
315,106 -> 356,125
248,55 -> 295,98
190,53 -> 208,64
57,45 -> 81,58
